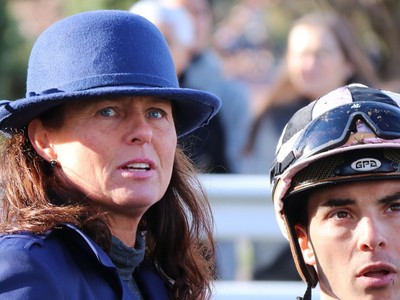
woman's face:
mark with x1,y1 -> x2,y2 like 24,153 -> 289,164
287,24 -> 354,100
30,96 -> 177,220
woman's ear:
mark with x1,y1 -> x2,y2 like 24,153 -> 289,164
28,119 -> 57,161
295,224 -> 316,266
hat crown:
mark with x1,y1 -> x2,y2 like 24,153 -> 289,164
0,9 -> 221,137
27,10 -> 178,97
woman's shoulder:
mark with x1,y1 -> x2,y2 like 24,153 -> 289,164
0,224 -> 92,253
0,225 -> 123,299
0,231 -> 45,248
0,230 -> 60,259
0,230 -> 73,298
0,224 -> 113,274
0,226 -> 84,268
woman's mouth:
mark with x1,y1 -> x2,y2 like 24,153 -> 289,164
124,162 -> 151,171
119,159 -> 156,179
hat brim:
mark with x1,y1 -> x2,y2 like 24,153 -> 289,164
0,86 -> 221,137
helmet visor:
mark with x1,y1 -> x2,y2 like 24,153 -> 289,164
294,101 -> 400,164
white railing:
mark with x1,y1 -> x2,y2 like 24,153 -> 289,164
200,173 -> 281,241
200,174 -> 321,299
212,281 -> 320,300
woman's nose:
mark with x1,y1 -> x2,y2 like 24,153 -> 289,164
127,115 -> 153,145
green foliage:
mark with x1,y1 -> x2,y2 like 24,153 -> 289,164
2,0 -> 400,103
0,0 -> 139,101
62,0 -> 137,14
0,4 -> 30,100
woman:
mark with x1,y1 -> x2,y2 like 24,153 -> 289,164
0,10 -> 221,300
243,10 -> 379,175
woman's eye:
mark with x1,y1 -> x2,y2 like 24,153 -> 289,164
147,108 -> 165,119
98,107 -> 117,117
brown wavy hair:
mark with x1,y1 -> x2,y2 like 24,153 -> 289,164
0,123 -> 216,299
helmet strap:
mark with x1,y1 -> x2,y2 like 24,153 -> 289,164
296,283 -> 312,300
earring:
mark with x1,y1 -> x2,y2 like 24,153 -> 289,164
50,160 -> 58,167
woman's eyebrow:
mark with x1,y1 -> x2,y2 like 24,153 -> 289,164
151,98 -> 172,105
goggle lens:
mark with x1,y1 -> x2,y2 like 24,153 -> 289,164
296,101 -> 400,161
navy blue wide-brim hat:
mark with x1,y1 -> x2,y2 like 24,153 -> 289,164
0,10 -> 221,137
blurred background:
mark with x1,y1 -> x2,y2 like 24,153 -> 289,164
3,0 -> 400,103
2,0 -> 400,298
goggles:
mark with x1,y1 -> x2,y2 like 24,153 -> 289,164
273,101 -> 400,178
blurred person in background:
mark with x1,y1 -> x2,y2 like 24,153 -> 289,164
243,10 -> 379,175
244,10 -> 379,282
213,0 -> 268,55
130,0 -> 195,76
163,0 -> 251,174
212,0 -> 273,85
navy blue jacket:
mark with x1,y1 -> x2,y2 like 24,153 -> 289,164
0,224 -> 170,299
